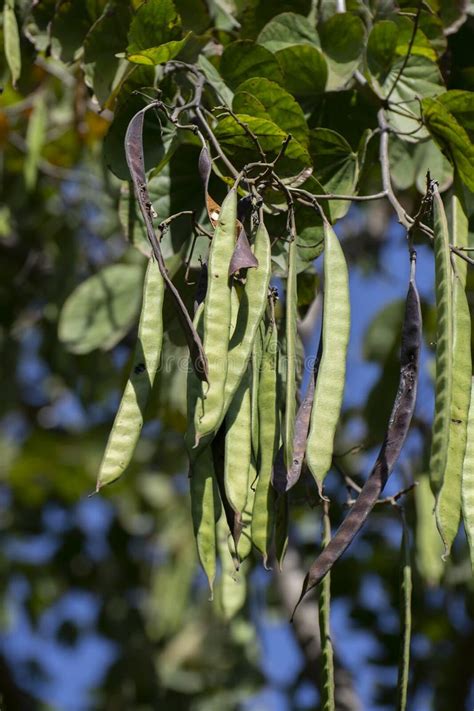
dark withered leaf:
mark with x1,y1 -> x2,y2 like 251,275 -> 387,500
229,228 -> 259,275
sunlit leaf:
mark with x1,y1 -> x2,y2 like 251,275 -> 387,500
382,57 -> 443,142
309,128 -> 358,218
127,35 -> 189,65
214,113 -> 311,176
233,77 -> 309,147
423,97 -> 474,192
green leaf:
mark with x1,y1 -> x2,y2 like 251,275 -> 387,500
309,89 -> 377,151
58,263 -> 144,354
214,113 -> 311,176
233,77 -> 309,147
382,57 -> 443,142
295,193 -> 325,264
434,90 -> 474,142
83,1 -> 132,106
309,128 -> 358,219
413,140 -> 453,193
388,137 -> 416,191
418,10 -> 446,57
367,16 -> 437,81
127,35 -> 189,65
220,41 -> 284,90
50,0 -> 95,62
175,0 -> 210,33
392,13 -> 437,62
197,54 -> 233,108
3,0 -> 21,86
319,13 -> 365,90
24,94 -> 48,191
423,97 -> 474,192
363,299 -> 405,362
437,0 -> 469,34
257,12 -> 320,52
238,0 -> 312,40
127,0 -> 182,57
367,20 -> 398,80
276,44 -> 327,97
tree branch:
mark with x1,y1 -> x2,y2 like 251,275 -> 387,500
276,547 -> 362,711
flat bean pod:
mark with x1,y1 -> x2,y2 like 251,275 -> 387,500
194,189 -> 237,444
251,323 -> 264,463
187,304 -> 219,591
224,372 -> 252,544
429,185 -> 454,492
190,445 -> 220,594
188,218 -> 271,459
284,236 -> 298,469
224,219 -> 272,413
435,193 -> 472,555
217,515 -> 247,620
252,319 -> 280,566
236,458 -> 257,563
275,492 -> 289,570
96,259 -> 164,490
462,379 -> 474,572
306,221 -> 350,490
292,252 -> 421,614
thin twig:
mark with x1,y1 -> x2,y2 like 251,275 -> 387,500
292,187 -> 388,203
378,110 -> 412,226
385,0 -> 423,102
195,106 -> 239,178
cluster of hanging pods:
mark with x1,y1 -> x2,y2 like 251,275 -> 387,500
95,105 -> 474,619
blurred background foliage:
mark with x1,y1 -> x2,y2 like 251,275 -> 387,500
1,1 -> 474,710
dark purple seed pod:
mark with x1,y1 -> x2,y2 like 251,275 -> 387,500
292,251 -> 422,618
